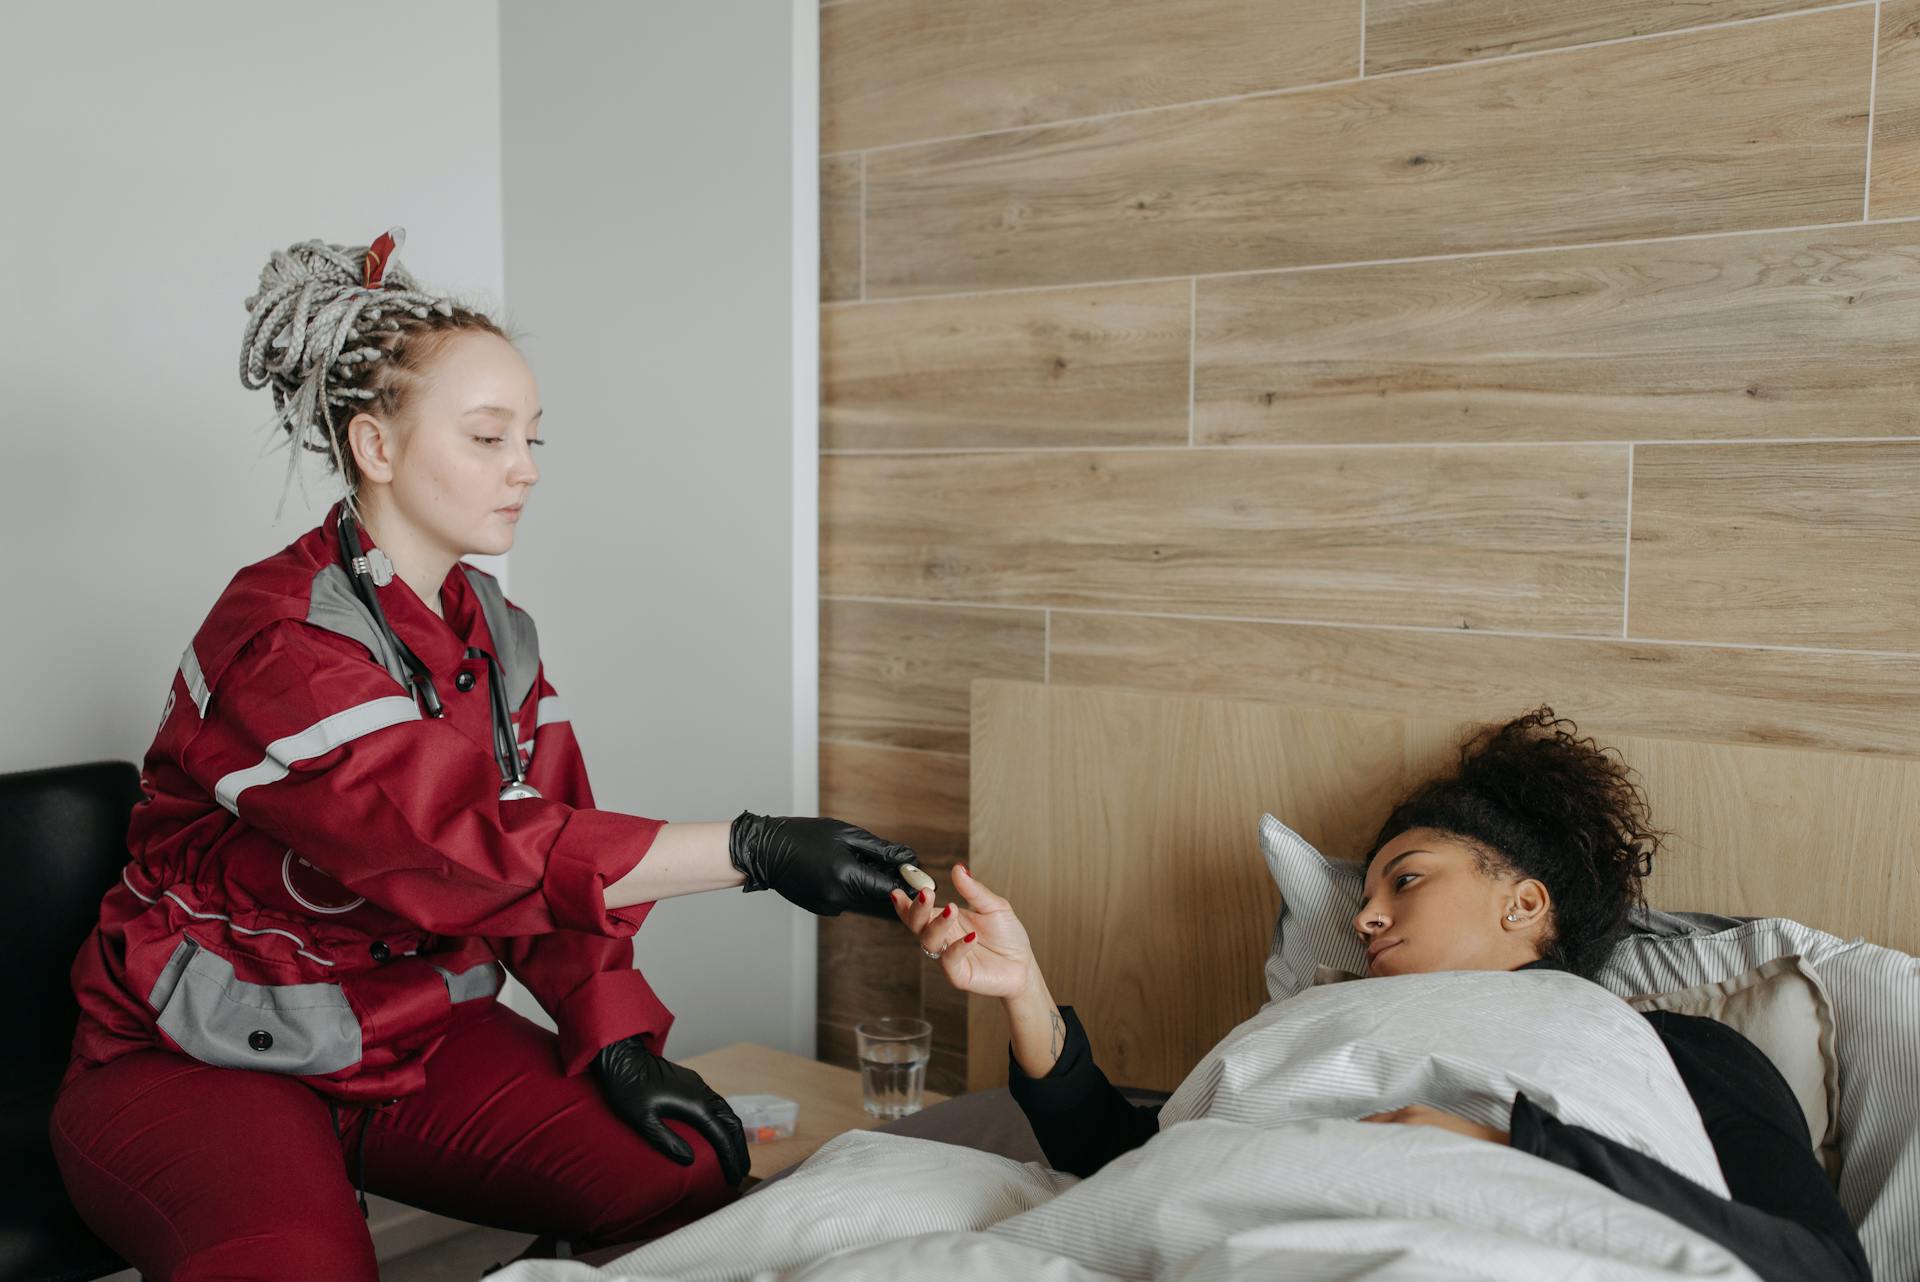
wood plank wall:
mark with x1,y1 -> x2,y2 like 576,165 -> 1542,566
814,0 -> 1920,1091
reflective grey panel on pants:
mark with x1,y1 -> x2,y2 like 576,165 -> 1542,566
148,937 -> 364,1075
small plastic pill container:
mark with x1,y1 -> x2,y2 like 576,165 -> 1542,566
727,1093 -> 799,1144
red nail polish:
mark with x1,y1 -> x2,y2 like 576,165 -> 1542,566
919,888 -> 932,904
963,931 -> 977,944
941,904 -> 953,919
957,864 -> 968,878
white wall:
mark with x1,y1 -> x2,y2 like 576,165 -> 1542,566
0,0 -> 507,775
1,3 -> 512,1264
498,0 -> 819,1059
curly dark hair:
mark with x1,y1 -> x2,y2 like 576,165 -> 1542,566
1365,707 -> 1662,979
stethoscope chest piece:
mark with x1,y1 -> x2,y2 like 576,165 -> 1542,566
498,780 -> 542,802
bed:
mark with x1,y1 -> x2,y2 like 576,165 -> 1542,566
550,681 -> 1919,1282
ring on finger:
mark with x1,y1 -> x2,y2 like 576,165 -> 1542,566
920,946 -> 943,960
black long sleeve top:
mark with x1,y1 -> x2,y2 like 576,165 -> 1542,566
1007,997 -> 1870,1282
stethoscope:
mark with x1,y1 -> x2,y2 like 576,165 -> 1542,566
337,514 -> 541,801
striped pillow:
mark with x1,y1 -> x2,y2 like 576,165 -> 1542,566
1599,914 -> 1918,1282
1257,814 -> 1366,1003
1254,815 -> 1918,1282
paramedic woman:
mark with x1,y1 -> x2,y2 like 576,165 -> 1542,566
51,232 -> 914,1282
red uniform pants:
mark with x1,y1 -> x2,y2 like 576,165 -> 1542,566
50,1002 -> 733,1281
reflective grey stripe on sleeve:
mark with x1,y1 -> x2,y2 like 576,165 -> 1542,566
213,695 -> 422,813
433,961 -> 502,1004
148,937 -> 363,1075
518,697 -> 572,762
180,644 -> 211,717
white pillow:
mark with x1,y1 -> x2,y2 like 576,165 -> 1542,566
1257,813 -> 1365,1002
1624,953 -> 1840,1171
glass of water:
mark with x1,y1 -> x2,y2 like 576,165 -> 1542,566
855,1017 -> 932,1119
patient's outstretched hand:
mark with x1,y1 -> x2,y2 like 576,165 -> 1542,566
889,865 -> 1037,999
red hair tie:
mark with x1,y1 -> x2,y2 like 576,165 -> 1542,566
363,227 -> 405,289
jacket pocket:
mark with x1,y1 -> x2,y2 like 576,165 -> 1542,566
148,936 -> 364,1075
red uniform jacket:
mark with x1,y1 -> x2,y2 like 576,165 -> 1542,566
67,504 -> 673,1102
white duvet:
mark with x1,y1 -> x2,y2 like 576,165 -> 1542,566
497,971 -> 1761,1282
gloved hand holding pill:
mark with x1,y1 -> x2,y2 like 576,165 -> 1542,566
728,812 -> 920,917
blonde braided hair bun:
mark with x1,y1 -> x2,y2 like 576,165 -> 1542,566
239,230 -> 506,511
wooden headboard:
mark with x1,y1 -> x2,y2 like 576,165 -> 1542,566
966,680 -> 1920,1092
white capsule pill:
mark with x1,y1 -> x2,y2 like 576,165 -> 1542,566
900,865 -> 935,894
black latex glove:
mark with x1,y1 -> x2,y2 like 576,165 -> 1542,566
729,811 -> 918,918
594,1034 -> 749,1187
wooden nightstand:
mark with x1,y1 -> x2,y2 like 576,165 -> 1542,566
681,1042 -> 949,1183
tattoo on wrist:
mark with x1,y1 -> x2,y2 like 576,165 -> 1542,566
1049,1010 -> 1065,1060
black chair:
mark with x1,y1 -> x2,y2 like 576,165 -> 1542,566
1,761 -> 141,1282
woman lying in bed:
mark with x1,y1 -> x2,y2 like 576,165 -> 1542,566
893,708 -> 1872,1282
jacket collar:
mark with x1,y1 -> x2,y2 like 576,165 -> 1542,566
327,502 -> 492,676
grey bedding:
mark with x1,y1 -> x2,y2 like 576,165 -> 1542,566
510,971 -> 1753,1282
572,1087 -> 1129,1267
